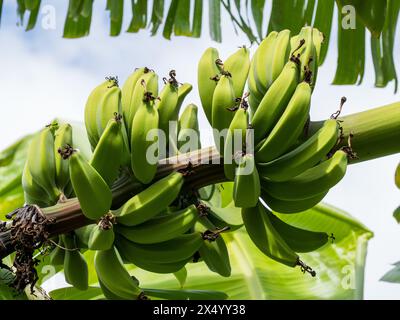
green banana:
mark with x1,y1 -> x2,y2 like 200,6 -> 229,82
115,205 -> 198,244
198,47 -> 220,124
62,234 -> 89,291
157,73 -> 179,152
115,233 -> 203,264
128,257 -> 191,274
48,238 -> 65,266
90,115 -> 124,187
84,78 -> 115,149
223,107 -> 248,180
68,149 -> 112,220
115,171 -> 184,226
247,53 -> 263,113
98,278 -> 125,300
253,31 -> 278,94
121,67 -> 149,129
233,154 -> 261,208
242,202 -> 300,267
255,81 -> 312,163
291,27 -> 323,86
22,164 -> 52,207
269,30 -> 291,87
94,246 -> 142,299
130,93 -> 159,184
126,70 -> 159,137
96,80 -> 121,137
25,125 -> 60,202
54,124 -> 73,192
177,104 -> 201,152
263,150 -> 349,201
88,223 -> 115,251
211,75 -> 237,153
74,224 -> 95,248
396,162 -> 400,189
194,217 -> 231,277
176,83 -> 193,111
266,210 -> 328,252
261,189 -> 328,214
251,60 -> 300,144
257,119 -> 340,182
224,46 -> 251,99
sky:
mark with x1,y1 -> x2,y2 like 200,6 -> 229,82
0,1 -> 400,299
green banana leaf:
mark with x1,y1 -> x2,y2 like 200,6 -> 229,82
0,135 -> 32,220
381,262 -> 400,284
5,0 -> 397,90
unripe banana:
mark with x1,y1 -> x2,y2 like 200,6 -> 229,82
261,189 -> 328,214
94,246 -> 142,299
121,67 -> 149,128
84,78 -> 115,149
68,149 -> 112,220
251,60 -> 300,144
211,75 -> 237,153
247,53 -> 263,114
223,108 -> 248,180
74,224 -> 95,248
177,104 -> 201,151
115,171 -> 184,226
96,81 -> 121,137
176,83 -> 193,111
157,74 -> 179,149
253,31 -> 278,94
291,27 -> 320,85
261,206 -> 328,253
22,164 -> 52,207
123,256 -> 190,274
269,30 -> 291,86
98,278 -> 125,300
198,47 -> 220,124
88,223 -> 115,251
25,125 -> 60,203
115,205 -> 198,244
54,124 -> 73,192
193,217 -> 231,277
115,233 -> 203,264
242,202 -> 300,267
90,116 -> 124,187
48,238 -> 65,266
224,46 -> 251,99
233,154 -> 261,208
130,96 -> 159,184
257,119 -> 340,182
255,81 -> 312,163
263,150 -> 348,201
126,71 -> 159,138
62,234 -> 89,291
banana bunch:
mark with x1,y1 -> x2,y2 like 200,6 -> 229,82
18,28 -> 359,296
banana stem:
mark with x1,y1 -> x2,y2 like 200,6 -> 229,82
1,102 -> 400,260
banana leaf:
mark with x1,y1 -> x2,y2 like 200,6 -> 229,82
381,262 -> 400,284
0,135 -> 32,220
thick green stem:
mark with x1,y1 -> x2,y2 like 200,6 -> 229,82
310,101 -> 400,163
1,102 -> 400,260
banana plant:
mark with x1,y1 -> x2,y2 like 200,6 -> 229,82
3,0 -> 398,90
